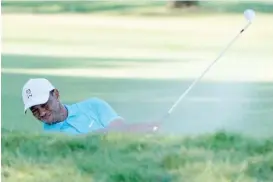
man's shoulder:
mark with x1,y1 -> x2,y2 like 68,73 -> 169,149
69,97 -> 108,112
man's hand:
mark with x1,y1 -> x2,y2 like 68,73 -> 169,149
95,118 -> 162,134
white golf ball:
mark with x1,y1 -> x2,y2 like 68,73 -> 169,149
153,126 -> 158,131
244,9 -> 255,22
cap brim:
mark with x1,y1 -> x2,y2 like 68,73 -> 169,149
24,92 -> 50,113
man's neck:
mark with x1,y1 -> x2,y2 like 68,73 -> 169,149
48,105 -> 68,125
59,104 -> 68,121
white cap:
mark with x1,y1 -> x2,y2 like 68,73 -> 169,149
22,78 -> 55,113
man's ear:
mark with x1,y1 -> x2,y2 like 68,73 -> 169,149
52,89 -> 60,99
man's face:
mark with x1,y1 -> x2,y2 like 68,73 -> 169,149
30,90 -> 62,124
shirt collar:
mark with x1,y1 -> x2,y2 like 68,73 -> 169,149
43,104 -> 76,130
64,104 -> 77,118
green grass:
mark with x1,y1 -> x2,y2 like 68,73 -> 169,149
2,131 -> 273,182
2,54 -> 178,69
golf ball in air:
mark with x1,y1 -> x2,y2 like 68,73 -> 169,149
244,9 -> 255,22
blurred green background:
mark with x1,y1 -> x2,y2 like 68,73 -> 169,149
2,1 -> 273,137
2,1 -> 273,14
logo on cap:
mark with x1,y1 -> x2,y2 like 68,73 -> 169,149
26,89 -> 32,99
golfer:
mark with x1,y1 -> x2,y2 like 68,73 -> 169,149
22,78 -> 159,134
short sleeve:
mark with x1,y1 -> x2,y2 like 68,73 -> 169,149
90,98 -> 123,127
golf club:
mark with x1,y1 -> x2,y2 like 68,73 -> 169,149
162,9 -> 255,121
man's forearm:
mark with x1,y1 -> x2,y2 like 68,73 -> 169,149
94,119 -> 159,133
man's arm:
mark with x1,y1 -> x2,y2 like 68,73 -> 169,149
90,97 -> 161,133
94,118 -> 161,134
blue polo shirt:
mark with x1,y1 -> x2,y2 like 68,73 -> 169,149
43,98 -> 122,134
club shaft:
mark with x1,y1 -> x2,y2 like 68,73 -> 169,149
167,21 -> 251,115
